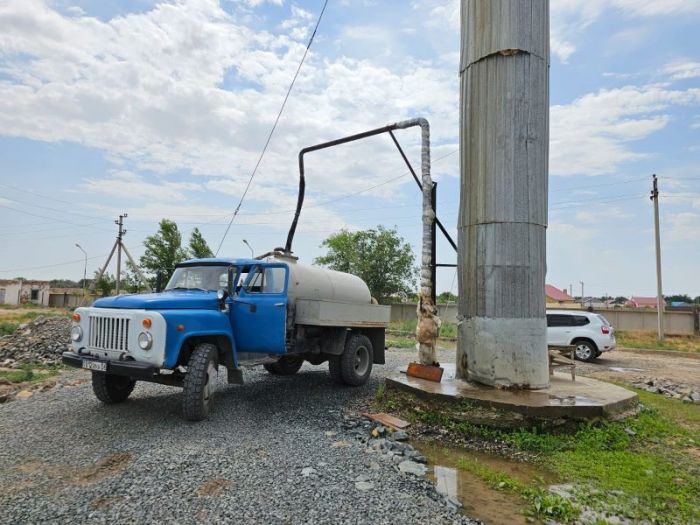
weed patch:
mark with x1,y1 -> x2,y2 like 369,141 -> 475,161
381,386 -> 700,523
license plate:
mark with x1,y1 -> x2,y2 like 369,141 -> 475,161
82,360 -> 107,372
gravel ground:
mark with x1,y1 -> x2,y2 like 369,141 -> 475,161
0,347 -> 475,524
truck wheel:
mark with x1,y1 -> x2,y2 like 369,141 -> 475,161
329,334 -> 373,387
92,372 -> 135,404
183,343 -> 218,421
263,356 -> 303,375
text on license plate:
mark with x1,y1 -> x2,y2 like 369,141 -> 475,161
82,360 -> 107,372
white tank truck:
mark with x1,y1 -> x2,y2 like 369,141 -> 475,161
62,249 -> 390,421
62,119 -> 441,421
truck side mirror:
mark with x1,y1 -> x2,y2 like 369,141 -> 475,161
217,288 -> 229,308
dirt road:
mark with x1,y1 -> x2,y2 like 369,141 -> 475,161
577,348 -> 700,391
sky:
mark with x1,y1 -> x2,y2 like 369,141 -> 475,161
0,0 -> 699,298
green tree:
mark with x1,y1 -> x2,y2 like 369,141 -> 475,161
437,291 -> 458,303
314,226 -> 418,304
93,271 -> 116,296
665,294 -> 693,304
49,279 -> 79,288
188,227 -> 214,258
139,219 -> 188,284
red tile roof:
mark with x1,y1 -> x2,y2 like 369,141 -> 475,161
545,284 -> 574,302
625,296 -> 666,308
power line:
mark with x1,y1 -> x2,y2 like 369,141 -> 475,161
0,194 -> 113,223
0,254 -> 108,274
215,0 -> 329,256
549,175 -> 647,194
0,203 -> 112,231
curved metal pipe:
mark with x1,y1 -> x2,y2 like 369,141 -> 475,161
284,118 -> 430,254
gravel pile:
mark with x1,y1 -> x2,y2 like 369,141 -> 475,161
0,348 -> 478,524
0,316 -> 71,368
632,378 -> 700,404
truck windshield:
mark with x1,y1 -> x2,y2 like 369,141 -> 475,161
165,265 -> 229,292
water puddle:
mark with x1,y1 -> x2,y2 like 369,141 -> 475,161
417,442 -> 553,525
608,367 -> 646,373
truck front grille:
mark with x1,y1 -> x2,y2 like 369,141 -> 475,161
89,315 -> 130,352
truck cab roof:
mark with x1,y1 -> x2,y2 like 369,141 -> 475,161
178,257 -> 271,267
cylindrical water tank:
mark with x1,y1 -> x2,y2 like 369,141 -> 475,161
268,254 -> 371,304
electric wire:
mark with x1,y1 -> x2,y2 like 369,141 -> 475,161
214,0 -> 329,256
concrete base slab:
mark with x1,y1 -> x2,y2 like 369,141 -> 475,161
386,363 -> 638,420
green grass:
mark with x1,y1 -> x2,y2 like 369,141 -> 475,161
616,330 -> 700,353
0,364 -> 64,385
379,388 -> 700,523
385,336 -> 416,349
0,309 -> 70,336
389,319 -> 458,339
457,458 -> 579,521
0,321 -> 19,335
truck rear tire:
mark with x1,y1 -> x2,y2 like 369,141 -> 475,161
329,334 -> 373,387
183,343 -> 218,421
92,372 -> 135,404
263,356 -> 303,375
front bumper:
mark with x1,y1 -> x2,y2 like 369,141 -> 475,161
62,351 -> 158,379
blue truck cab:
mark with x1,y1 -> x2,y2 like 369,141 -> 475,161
63,251 -> 390,420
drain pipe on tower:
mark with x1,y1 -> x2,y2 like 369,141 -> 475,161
395,118 -> 441,367
284,117 -> 441,367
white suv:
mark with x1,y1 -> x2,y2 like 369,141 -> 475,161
546,310 -> 616,362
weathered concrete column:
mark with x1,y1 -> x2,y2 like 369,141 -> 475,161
457,0 -> 550,388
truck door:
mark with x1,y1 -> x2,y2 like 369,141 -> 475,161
231,264 -> 288,354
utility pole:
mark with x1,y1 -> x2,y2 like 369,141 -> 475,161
651,174 -> 664,340
88,214 -> 151,300
115,214 -> 127,294
580,281 -> 584,309
457,0 -> 550,388
569,284 -> 573,298
75,243 -> 87,288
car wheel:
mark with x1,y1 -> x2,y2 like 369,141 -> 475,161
329,334 -> 373,386
92,372 -> 135,404
182,343 -> 218,421
574,340 -> 597,362
263,356 -> 303,375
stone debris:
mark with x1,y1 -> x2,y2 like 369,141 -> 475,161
341,415 -> 429,476
0,316 -> 71,368
398,460 -> 428,476
300,467 -> 317,478
632,378 -> 700,404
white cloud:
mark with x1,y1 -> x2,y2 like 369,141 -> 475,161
664,60 -> 700,81
0,0 -> 459,220
81,171 -> 203,202
548,220 -> 597,241
574,207 -> 633,224
551,85 -> 700,176
667,212 -> 700,241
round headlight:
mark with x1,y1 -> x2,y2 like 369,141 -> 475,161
138,332 -> 153,350
70,325 -> 83,342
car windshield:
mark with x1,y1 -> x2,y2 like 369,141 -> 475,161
165,265 -> 229,292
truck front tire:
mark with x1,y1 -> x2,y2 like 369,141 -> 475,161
92,372 -> 136,404
329,334 -> 373,386
183,343 -> 218,421
263,356 -> 303,375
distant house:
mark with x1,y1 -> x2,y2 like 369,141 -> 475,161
545,285 -> 575,305
625,296 -> 666,309
0,279 -> 50,306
